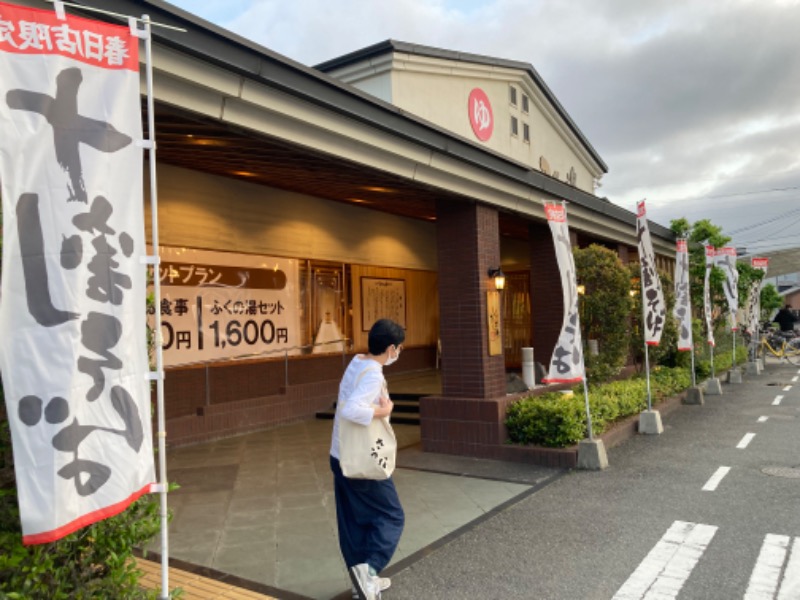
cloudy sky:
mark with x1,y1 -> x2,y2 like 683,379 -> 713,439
167,0 -> 800,255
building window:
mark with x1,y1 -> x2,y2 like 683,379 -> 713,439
511,116 -> 518,137
522,94 -> 529,113
509,86 -> 517,107
523,123 -> 530,143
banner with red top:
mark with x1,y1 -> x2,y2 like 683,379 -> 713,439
0,1 -> 154,544
673,239 -> 693,351
542,202 -> 585,384
635,200 -> 666,345
704,246 -> 716,347
715,246 -> 739,330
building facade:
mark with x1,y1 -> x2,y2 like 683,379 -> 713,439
19,0 -> 675,461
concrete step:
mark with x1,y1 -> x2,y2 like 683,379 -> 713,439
316,394 -> 422,425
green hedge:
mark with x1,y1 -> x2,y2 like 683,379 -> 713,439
506,367 -> 692,448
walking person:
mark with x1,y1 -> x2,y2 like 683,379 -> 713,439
330,318 -> 406,600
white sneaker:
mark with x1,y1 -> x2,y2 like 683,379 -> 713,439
352,577 -> 390,598
349,563 -> 379,600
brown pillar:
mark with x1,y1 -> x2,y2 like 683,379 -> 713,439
529,221 -> 563,368
617,244 -> 630,265
420,201 -> 508,459
434,200 -> 505,398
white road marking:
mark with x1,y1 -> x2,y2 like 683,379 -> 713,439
783,385 -> 793,392
773,395 -> 784,406
612,520 -> 717,599
746,535 -> 800,599
746,534 -> 790,599
737,433 -> 756,449
792,376 -> 799,383
778,538 -> 800,600
758,416 -> 769,423
702,466 -> 731,491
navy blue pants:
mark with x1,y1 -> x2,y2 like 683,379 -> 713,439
330,455 -> 404,572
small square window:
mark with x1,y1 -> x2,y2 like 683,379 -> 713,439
523,123 -> 530,143
509,86 -> 517,106
522,94 -> 529,113
511,116 -> 519,136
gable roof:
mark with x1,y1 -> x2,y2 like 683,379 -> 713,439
315,39 -> 608,173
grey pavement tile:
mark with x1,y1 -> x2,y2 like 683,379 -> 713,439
228,494 -> 278,513
225,508 -> 278,529
220,524 -> 275,548
276,506 -> 328,523
173,504 -> 229,531
275,517 -> 335,538
277,493 -> 328,511
277,555 -> 348,586
213,552 -> 277,583
163,416 -> 549,600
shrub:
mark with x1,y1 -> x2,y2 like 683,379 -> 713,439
506,366 -> 692,447
0,409 -> 175,598
574,245 -> 631,382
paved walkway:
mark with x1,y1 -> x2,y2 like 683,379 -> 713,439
145,368 -> 561,599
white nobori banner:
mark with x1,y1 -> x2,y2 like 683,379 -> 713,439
0,2 -> 154,544
542,202 -> 585,384
715,246 -> 739,330
673,239 -> 693,351
635,200 -> 666,346
704,245 -> 716,347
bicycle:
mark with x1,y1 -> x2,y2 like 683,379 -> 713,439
746,327 -> 800,365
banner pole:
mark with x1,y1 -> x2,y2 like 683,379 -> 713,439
710,343 -> 715,379
639,258 -> 653,411
732,327 -> 737,368
142,14 -> 170,600
644,344 -> 653,412
582,377 -> 594,440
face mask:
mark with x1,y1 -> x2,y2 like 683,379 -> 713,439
385,346 -> 400,366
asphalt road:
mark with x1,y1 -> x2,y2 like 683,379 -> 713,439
387,360 -> 800,600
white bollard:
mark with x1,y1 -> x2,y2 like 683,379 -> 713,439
522,347 -> 535,389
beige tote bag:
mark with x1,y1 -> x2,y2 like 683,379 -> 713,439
337,369 -> 397,480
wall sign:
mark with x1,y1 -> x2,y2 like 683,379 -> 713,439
361,277 -> 406,331
151,247 -> 300,366
468,88 -> 494,142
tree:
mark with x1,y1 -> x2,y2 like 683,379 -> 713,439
574,245 -> 632,382
670,218 -> 731,334
761,283 -> 783,323
628,262 -> 678,368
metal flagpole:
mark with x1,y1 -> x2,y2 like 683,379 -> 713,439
640,264 -> 653,411
710,343 -> 715,379
142,14 -> 170,600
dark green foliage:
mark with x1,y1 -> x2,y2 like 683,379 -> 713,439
761,283 -> 783,320
506,367 -> 692,447
628,262 -> 678,368
574,245 -> 632,382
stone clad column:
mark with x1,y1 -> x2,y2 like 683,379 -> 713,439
421,200 -> 507,458
434,200 -> 505,399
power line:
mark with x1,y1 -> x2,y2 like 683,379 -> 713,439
705,185 -> 800,199
728,206 -> 800,235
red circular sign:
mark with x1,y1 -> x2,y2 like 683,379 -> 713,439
468,88 -> 494,141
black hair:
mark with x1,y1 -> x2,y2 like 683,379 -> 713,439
368,319 -> 406,355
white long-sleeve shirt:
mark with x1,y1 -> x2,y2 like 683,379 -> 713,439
330,355 -> 386,460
